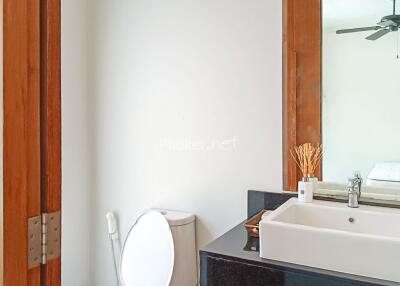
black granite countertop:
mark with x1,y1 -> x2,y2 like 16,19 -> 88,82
200,191 -> 400,286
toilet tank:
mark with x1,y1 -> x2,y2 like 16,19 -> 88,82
157,210 -> 197,286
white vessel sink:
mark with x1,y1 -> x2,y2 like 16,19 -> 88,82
259,198 -> 400,282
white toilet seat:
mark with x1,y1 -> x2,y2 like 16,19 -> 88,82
120,211 -> 175,286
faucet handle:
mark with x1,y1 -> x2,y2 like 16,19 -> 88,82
352,171 -> 362,180
348,171 -> 362,195
349,172 -> 362,184
347,172 -> 362,208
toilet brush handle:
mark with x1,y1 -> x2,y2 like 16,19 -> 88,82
106,212 -> 119,240
106,212 -> 122,286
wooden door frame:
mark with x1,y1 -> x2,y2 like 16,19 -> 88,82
40,1 -> 61,285
282,0 -> 322,191
3,0 -> 61,285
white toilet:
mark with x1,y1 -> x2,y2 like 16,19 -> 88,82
366,162 -> 400,188
119,209 -> 197,286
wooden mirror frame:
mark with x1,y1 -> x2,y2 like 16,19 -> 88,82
283,0 -> 322,191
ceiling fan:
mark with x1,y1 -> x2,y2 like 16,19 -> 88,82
336,0 -> 400,40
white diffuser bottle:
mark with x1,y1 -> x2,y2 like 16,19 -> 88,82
291,143 -> 322,202
298,175 -> 316,203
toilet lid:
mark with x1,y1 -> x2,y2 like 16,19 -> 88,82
120,211 -> 174,286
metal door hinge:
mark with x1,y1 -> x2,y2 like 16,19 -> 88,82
28,211 -> 61,269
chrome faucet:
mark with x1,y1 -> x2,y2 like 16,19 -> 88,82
347,172 -> 362,208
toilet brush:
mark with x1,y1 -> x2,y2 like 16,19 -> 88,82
106,212 -> 122,286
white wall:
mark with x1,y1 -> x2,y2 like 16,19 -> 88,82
87,1 -> 282,285
322,0 -> 400,182
61,0 -> 92,285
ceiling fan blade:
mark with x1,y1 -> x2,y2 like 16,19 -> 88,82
336,26 -> 381,34
366,29 -> 390,40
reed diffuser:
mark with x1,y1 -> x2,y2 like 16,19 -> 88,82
290,143 -> 323,202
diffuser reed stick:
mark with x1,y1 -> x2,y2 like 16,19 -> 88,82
290,143 -> 323,179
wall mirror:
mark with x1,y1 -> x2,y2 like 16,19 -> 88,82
283,0 -> 400,205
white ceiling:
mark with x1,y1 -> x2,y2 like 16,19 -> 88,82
323,0 -> 396,30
